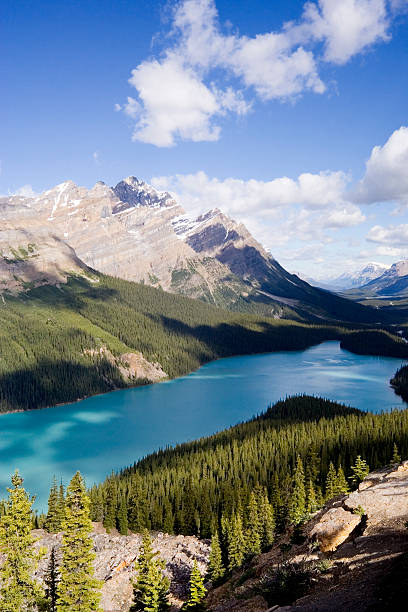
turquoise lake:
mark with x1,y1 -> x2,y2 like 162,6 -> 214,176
0,341 -> 406,509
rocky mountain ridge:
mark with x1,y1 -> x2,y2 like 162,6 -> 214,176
0,177 -> 388,323
357,260 -> 408,296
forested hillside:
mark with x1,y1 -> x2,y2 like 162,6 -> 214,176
1,272 -> 407,413
90,396 -> 408,547
0,274 -> 345,412
391,365 -> 408,402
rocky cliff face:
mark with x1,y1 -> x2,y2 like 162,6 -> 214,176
0,194 -> 91,293
0,177 -> 385,323
33,525 -> 209,612
206,462 -> 408,611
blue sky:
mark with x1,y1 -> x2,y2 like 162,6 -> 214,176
2,0 -> 408,276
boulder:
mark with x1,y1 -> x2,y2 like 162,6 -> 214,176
309,507 -> 361,552
345,464 -> 408,531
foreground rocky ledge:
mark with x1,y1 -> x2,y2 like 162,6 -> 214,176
207,461 -> 408,611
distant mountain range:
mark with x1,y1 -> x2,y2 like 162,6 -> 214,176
297,263 -> 389,291
0,177 -> 394,324
344,260 -> 408,299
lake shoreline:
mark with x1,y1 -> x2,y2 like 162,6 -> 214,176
0,339 -> 334,417
1,338 -> 407,418
1,341 -> 406,510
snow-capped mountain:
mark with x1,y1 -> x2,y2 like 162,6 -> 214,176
351,260 -> 408,297
303,263 -> 389,291
0,177 -> 384,323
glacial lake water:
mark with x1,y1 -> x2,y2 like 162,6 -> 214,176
0,341 -> 406,509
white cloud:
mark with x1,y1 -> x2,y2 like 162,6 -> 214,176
123,96 -> 141,119
389,0 -> 408,12
93,151 -> 101,165
374,245 -> 408,257
279,244 -> 325,263
293,0 -> 390,65
228,33 -> 325,100
152,169 -> 350,215
13,185 -> 37,198
354,126 -> 408,208
127,57 -> 223,146
322,203 -> 366,228
367,223 -> 408,245
119,0 -> 395,146
114,103 -> 122,112
151,169 -> 365,253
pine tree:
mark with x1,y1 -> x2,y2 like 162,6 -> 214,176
89,487 -> 104,523
325,462 -> 337,501
198,492 -> 212,539
57,481 -> 65,527
349,456 -> 370,486
227,513 -> 245,571
128,479 -> 151,532
44,546 -> 59,612
56,472 -> 102,611
180,478 -> 197,535
183,560 -> 206,610
103,480 -> 117,532
245,491 -> 261,555
335,465 -> 349,495
132,530 -> 169,612
46,477 -> 62,533
258,490 -> 275,549
287,456 -> 306,525
315,485 -> 324,508
208,532 -> 224,582
0,471 -> 45,611
304,446 -> 320,484
118,495 -> 128,535
162,500 -> 175,535
391,443 -> 401,464
306,479 -> 318,513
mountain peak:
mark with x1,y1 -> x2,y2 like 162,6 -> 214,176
113,176 -> 175,209
42,179 -> 77,196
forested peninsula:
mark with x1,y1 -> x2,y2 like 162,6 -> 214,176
88,395 -> 408,549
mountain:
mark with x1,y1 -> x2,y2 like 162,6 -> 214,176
345,260 -> 408,299
0,177 -> 391,323
300,262 -> 389,291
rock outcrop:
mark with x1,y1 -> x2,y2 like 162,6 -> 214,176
309,507 -> 361,552
84,346 -> 168,383
34,526 -> 209,611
